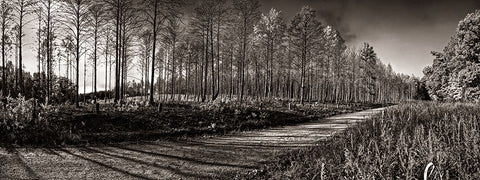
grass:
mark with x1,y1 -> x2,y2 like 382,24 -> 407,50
237,102 -> 480,179
0,97 -> 385,147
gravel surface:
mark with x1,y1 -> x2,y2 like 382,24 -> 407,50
0,107 -> 389,179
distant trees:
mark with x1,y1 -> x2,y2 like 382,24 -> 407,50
423,10 -> 480,102
138,29 -> 152,100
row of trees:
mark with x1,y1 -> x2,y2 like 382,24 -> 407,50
0,0 -> 419,106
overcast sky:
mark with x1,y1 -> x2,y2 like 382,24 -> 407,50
20,0 -> 480,92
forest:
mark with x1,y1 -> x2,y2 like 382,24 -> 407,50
4,0 -> 466,179
0,0 -> 420,106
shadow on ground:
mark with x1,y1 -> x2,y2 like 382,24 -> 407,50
0,107 -> 388,179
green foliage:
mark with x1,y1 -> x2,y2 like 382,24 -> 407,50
424,10 -> 480,101
241,102 -> 480,179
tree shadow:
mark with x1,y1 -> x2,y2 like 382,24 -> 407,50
112,144 -> 257,169
7,148 -> 42,179
58,148 -> 156,180
42,148 -> 64,158
184,140 -> 307,149
139,141 -> 244,160
81,146 -> 214,179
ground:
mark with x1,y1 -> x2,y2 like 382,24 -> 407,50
0,107 -> 388,179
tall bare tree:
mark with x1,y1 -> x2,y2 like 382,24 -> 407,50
288,6 -> 324,104
0,0 -> 13,97
163,6 -> 182,100
13,0 -> 35,94
255,8 -> 285,99
60,0 -> 90,107
39,0 -> 56,103
233,0 -> 260,101
88,1 -> 106,104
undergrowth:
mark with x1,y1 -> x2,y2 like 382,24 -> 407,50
239,102 -> 480,179
0,96 -> 383,147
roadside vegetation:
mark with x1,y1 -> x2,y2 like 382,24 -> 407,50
237,102 -> 480,179
0,96 -> 385,147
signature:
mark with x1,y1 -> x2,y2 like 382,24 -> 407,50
424,162 -> 435,180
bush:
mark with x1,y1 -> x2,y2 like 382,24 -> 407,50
0,95 -> 59,145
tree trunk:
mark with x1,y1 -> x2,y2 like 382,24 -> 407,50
149,0 -> 158,105
114,0 -> 121,103
18,8 -> 24,95
75,6 -> 80,107
94,25 -> 98,104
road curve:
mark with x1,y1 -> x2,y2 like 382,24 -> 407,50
0,106 -> 390,179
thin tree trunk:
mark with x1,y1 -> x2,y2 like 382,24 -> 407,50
114,0 -> 120,103
149,0 -> 158,105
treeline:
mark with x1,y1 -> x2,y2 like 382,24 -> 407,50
0,0 -> 420,106
0,61 -> 75,103
423,10 -> 480,102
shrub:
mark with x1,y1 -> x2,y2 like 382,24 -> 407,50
0,95 -> 59,145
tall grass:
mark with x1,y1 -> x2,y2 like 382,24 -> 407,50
243,102 -> 480,179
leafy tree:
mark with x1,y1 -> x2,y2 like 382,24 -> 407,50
359,43 -> 378,103
424,10 -> 480,102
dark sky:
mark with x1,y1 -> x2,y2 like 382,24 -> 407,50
259,0 -> 480,76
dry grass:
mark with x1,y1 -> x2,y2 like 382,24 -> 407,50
240,102 -> 480,179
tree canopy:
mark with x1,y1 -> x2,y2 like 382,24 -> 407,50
423,10 -> 480,102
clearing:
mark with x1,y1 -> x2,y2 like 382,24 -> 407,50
0,106 -> 388,179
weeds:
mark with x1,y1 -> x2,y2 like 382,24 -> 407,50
241,102 -> 480,179
0,95 -> 60,145
0,96 -> 385,147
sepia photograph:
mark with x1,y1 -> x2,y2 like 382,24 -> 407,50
0,0 -> 479,179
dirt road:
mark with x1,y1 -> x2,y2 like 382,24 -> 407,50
0,107 -> 389,179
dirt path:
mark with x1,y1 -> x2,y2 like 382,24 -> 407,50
0,107 -> 389,179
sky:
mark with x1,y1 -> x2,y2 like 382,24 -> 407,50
259,0 -> 480,77
19,0 -> 480,92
